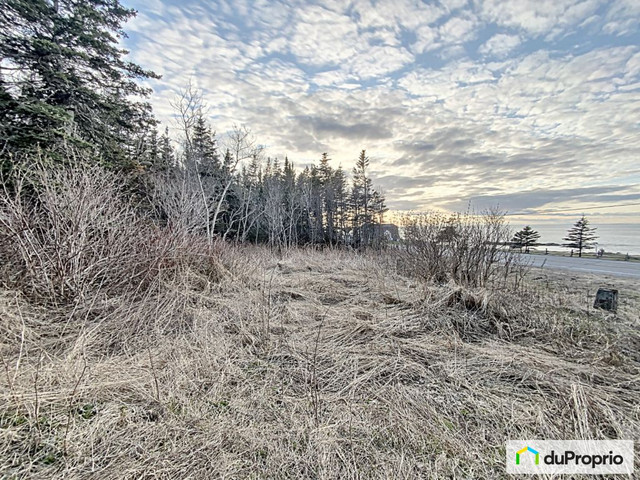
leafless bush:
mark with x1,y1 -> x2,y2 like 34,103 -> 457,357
398,209 -> 521,288
0,163 -> 222,305
146,170 -> 210,235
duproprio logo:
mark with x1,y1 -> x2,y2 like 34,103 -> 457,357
506,440 -> 634,474
516,446 -> 539,465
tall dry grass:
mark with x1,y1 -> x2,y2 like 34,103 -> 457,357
0,162 -> 228,356
0,167 -> 638,479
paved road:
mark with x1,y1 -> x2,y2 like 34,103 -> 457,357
524,255 -> 640,279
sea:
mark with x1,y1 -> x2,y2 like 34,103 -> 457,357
508,221 -> 640,255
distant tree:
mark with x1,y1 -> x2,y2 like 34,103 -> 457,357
563,216 -> 597,258
190,113 -> 220,177
369,189 -> 388,247
138,127 -> 159,169
348,150 -> 387,248
158,127 -> 175,171
512,225 -> 541,253
350,150 -> 372,246
212,125 -> 262,241
282,156 -> 300,247
333,166 -> 348,244
318,153 -> 336,245
0,0 -> 159,170
262,157 -> 283,247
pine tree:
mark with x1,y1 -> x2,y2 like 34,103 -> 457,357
318,153 -> 337,244
297,167 -> 314,244
136,127 -> 160,171
333,166 -> 348,245
237,152 -> 263,243
189,114 -> 219,176
308,166 -> 323,244
263,157 -> 285,247
351,150 -> 373,246
563,216 -> 597,258
281,157 -> 297,246
369,189 -> 388,246
512,225 -> 541,253
158,127 -> 174,171
0,0 -> 159,169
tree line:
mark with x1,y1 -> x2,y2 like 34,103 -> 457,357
146,101 -> 388,248
0,0 -> 387,248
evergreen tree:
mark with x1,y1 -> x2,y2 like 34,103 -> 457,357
369,189 -> 388,246
512,225 -> 541,253
158,127 -> 174,171
308,165 -> 323,244
263,157 -> 285,247
318,153 -> 336,244
189,114 -> 219,176
282,156 -> 299,247
333,166 -> 348,245
237,152 -> 263,243
147,127 -> 160,167
297,167 -> 314,244
563,216 -> 597,258
351,150 -> 373,246
0,0 -> 159,169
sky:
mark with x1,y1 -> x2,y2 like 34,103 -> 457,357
121,0 -> 640,224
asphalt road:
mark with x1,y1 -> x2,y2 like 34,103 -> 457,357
524,255 -> 640,279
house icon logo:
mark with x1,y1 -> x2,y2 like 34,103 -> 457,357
516,446 -> 539,465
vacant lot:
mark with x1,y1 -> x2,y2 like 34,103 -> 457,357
1,247 -> 638,479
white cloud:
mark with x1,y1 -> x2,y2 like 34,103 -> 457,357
603,0 -> 640,35
286,4 -> 414,79
122,0 -> 640,213
479,33 -> 522,58
411,25 -> 441,54
478,0 -> 601,37
439,16 -> 478,44
410,13 -> 480,55
352,0 -> 445,30
289,6 -> 359,66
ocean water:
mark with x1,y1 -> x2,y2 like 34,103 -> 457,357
508,222 -> 640,255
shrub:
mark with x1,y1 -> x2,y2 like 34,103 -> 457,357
0,162 -> 222,305
398,209 -> 519,288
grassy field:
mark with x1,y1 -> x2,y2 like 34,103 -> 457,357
1,246 -> 638,479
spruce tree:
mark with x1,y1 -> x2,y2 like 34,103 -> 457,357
512,225 -> 541,253
189,114 -> 219,176
0,0 -> 159,169
563,216 -> 597,258
158,127 -> 174,171
318,153 -> 336,244
351,150 -> 373,246
333,166 -> 348,244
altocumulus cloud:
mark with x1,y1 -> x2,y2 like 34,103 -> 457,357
122,0 -> 640,218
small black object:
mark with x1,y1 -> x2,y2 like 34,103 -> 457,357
594,288 -> 618,312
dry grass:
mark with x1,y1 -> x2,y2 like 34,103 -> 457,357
1,245 -> 638,479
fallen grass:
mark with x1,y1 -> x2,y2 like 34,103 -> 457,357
1,246 -> 638,479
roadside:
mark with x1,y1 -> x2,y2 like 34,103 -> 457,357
522,254 -> 640,279
526,248 -> 639,263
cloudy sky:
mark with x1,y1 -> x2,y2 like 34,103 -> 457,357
122,0 -> 640,223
